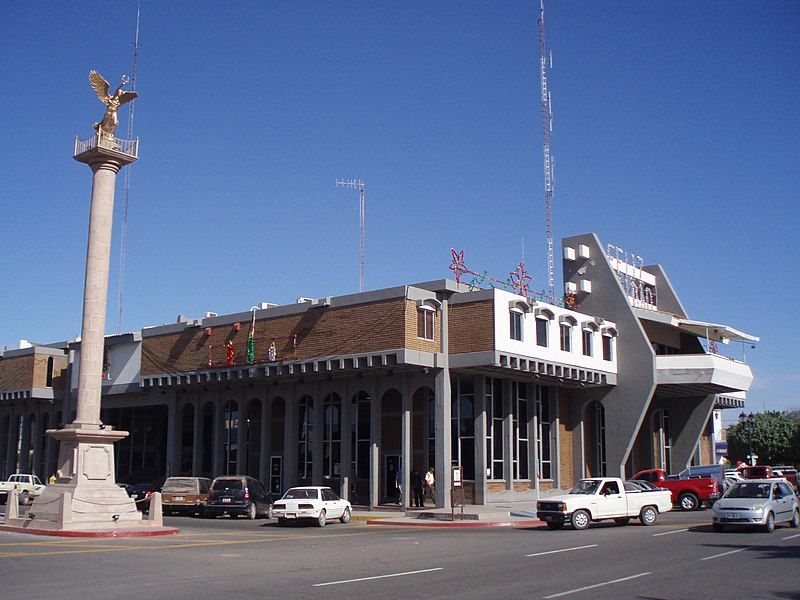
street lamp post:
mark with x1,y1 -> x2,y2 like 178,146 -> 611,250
739,412 -> 756,466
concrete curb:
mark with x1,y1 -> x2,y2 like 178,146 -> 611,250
0,524 -> 180,538
365,519 -> 544,528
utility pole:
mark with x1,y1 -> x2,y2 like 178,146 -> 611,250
336,179 -> 366,293
538,0 -> 555,297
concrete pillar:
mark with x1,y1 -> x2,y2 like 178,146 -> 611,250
43,410 -> 56,480
369,380 -> 381,508
434,369 -> 452,508
312,385 -> 323,485
32,406 -> 44,479
8,411 -> 20,475
191,392 -> 202,476
528,384 -> 538,494
19,413 -> 31,474
502,379 -> 514,490
259,396 -> 270,485
474,376 -> 487,505
401,377 -> 412,509
283,390 -> 298,490
340,383 -> 352,501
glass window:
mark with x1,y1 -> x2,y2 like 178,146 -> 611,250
537,386 -> 553,480
485,378 -> 504,480
418,308 -> 435,340
582,329 -> 593,356
536,317 -> 548,347
513,382 -> 529,480
602,335 -> 613,361
298,396 -> 314,480
560,323 -> 571,352
450,376 -> 475,479
510,311 -> 523,341
351,392 -> 371,481
323,394 -> 341,479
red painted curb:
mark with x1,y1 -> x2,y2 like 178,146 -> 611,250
0,524 -> 180,538
365,519 -> 543,528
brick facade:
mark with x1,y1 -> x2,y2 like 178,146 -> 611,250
449,300 -> 494,354
0,354 -> 35,389
558,391 -> 573,487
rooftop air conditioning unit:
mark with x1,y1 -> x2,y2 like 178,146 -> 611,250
296,297 -> 314,304
204,311 -> 217,318
258,302 -> 277,310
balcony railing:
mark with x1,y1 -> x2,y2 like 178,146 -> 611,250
74,133 -> 139,159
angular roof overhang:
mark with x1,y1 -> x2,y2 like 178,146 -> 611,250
633,309 -> 759,344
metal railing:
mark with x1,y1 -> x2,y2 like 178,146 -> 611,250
74,133 -> 139,159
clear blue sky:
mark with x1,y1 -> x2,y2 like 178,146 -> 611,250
1,1 -> 797,416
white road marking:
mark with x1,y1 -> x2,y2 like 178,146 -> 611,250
652,528 -> 689,537
526,544 -> 598,557
543,572 -> 651,598
391,537 -> 417,540
700,547 -> 749,561
782,533 -> 800,540
313,567 -> 443,587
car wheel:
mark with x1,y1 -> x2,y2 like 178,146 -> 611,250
546,522 -> 564,530
340,507 -> 351,524
712,523 -> 724,533
763,512 -> 775,533
247,502 -> 257,520
266,504 -> 273,520
790,509 -> 800,529
317,509 -> 327,527
640,506 -> 658,526
678,492 -> 699,511
613,518 -> 631,525
571,509 -> 590,531
19,491 -> 29,506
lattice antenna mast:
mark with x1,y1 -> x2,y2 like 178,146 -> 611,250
116,1 -> 141,333
538,0 -> 555,297
336,179 -> 366,292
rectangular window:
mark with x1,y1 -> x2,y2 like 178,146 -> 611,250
560,324 -> 571,352
450,376 -> 475,479
538,386 -> 552,480
417,308 -> 435,340
510,311 -> 523,341
582,329 -> 593,356
351,394 -> 371,480
512,382 -> 529,480
602,335 -> 613,361
536,318 -> 548,347
485,377 -> 505,480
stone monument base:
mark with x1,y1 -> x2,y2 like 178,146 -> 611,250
1,425 -> 177,536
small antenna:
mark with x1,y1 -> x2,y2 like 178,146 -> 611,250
116,0 -> 141,333
336,179 -> 366,293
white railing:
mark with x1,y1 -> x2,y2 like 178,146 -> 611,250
74,133 -> 139,159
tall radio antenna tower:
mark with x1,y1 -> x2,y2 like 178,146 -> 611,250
336,179 -> 366,292
116,1 -> 141,333
538,0 -> 555,297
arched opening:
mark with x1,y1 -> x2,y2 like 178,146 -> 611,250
583,400 -> 606,477
297,395 -> 314,484
223,400 -> 239,475
180,403 -> 194,475
269,397 -> 285,494
350,391 -> 371,504
245,398 -> 262,478
380,388 -> 402,503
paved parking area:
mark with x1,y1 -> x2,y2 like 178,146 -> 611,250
1,510 -> 798,599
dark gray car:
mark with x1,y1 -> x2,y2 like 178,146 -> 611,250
205,476 -> 273,520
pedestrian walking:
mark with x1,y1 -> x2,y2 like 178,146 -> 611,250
411,470 -> 424,508
395,467 -> 403,505
423,467 -> 435,505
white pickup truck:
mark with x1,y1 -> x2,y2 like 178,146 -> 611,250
0,474 -> 46,506
536,477 -> 673,530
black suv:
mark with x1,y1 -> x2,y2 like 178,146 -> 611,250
205,475 -> 272,519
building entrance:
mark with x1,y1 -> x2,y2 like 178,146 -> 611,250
384,454 -> 400,504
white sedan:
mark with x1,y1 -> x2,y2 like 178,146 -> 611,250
272,486 -> 352,527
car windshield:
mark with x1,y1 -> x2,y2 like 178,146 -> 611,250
212,479 -> 243,491
282,489 -> 319,500
162,478 -> 198,493
725,482 -> 771,499
569,480 -> 602,495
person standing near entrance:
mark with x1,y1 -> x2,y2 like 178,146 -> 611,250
424,467 -> 435,505
411,470 -> 424,508
395,467 -> 403,505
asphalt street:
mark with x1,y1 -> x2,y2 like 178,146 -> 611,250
0,509 -> 797,599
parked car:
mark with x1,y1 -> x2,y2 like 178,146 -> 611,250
161,477 -> 212,516
625,479 -> 665,492
536,477 -> 672,530
712,479 -> 800,533
631,468 -> 720,511
205,475 -> 272,519
740,465 -> 798,492
124,482 -> 161,513
272,486 -> 352,527
0,474 -> 45,506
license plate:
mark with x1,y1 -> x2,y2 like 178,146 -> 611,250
285,513 -> 296,519
222,498 -> 232,503
728,513 -> 738,519
173,496 -> 185,501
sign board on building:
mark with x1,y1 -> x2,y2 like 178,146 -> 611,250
714,442 -> 728,458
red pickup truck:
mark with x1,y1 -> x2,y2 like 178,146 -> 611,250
631,469 -> 720,511
740,465 -> 799,492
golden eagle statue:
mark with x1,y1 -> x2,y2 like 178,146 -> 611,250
88,70 -> 137,139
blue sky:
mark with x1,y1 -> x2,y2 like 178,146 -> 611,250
1,1 -> 797,416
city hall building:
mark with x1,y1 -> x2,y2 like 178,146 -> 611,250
0,233 -> 757,508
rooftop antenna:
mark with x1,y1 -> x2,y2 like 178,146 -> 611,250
538,0 -> 555,297
116,0 -> 141,333
336,179 -> 366,292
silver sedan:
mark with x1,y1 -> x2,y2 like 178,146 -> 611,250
712,479 -> 800,533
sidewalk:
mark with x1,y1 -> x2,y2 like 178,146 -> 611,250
352,503 -> 543,528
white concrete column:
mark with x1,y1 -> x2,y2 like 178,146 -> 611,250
434,369 -> 452,508
474,376 -> 487,505
400,377 -> 411,509
73,159 -> 127,427
369,381 -> 381,508
528,383 -> 538,494
503,379 -> 514,490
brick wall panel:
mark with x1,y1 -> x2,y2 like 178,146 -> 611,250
449,301 -> 494,354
